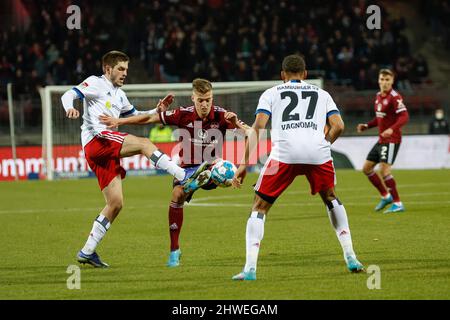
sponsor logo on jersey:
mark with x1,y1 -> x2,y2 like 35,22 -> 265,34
105,101 -> 112,109
383,99 -> 388,105
198,129 -> 209,139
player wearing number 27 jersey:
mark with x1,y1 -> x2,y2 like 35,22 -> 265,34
231,55 -> 364,281
256,77 -> 338,166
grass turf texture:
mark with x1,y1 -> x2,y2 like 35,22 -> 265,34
0,169 -> 449,300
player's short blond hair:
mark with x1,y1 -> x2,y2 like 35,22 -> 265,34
192,78 -> 212,94
102,51 -> 130,69
379,68 -> 395,78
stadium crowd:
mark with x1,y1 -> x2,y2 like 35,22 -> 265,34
1,0 -> 433,90
420,0 -> 450,50
0,0 -> 444,129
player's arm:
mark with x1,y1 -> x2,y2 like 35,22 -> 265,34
326,113 -> 345,144
224,111 -> 252,133
357,117 -> 377,133
232,113 -> 269,188
61,76 -> 105,119
99,94 -> 173,128
62,76 -> 102,119
381,99 -> 409,138
100,112 -> 161,128
131,94 -> 174,116
61,89 -> 80,119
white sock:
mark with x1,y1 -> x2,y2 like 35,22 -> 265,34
326,199 -> 355,259
81,214 -> 111,255
149,149 -> 185,181
244,211 -> 266,272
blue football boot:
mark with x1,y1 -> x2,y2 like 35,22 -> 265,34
346,256 -> 364,273
384,202 -> 405,213
167,249 -> 181,267
232,268 -> 257,281
375,194 -> 393,211
77,250 -> 109,268
181,161 -> 211,193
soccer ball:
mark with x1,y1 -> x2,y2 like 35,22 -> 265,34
210,159 -> 237,187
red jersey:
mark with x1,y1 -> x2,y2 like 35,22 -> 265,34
159,106 -> 241,166
367,89 -> 409,143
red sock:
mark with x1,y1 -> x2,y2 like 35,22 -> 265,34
383,175 -> 400,202
366,172 -> 388,197
169,202 -> 183,251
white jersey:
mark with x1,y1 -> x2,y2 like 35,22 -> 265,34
256,80 -> 339,164
72,75 -> 137,147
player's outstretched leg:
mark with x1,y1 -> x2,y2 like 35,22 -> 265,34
181,161 -> 211,193
322,193 -> 364,273
121,137 -> 210,184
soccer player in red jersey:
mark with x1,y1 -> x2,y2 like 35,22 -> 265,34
100,78 -> 249,267
357,69 -> 409,213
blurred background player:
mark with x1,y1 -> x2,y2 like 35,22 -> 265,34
100,78 -> 249,267
149,123 -> 175,143
231,54 -> 364,281
357,69 -> 409,213
61,51 -> 207,268
428,108 -> 449,134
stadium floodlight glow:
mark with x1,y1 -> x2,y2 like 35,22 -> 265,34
41,79 -> 323,180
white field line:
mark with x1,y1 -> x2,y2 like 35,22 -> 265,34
0,205 -> 166,215
187,200 -> 450,208
1,191 -> 449,214
190,191 -> 450,204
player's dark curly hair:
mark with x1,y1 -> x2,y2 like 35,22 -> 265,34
282,54 -> 306,73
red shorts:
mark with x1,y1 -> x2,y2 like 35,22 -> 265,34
84,131 -> 128,190
254,158 -> 336,203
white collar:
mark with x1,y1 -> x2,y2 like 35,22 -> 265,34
102,75 -> 117,91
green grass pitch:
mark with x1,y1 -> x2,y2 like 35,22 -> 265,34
0,169 -> 449,300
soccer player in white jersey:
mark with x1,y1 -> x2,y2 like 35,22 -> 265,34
61,51 -> 207,267
231,54 -> 364,280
